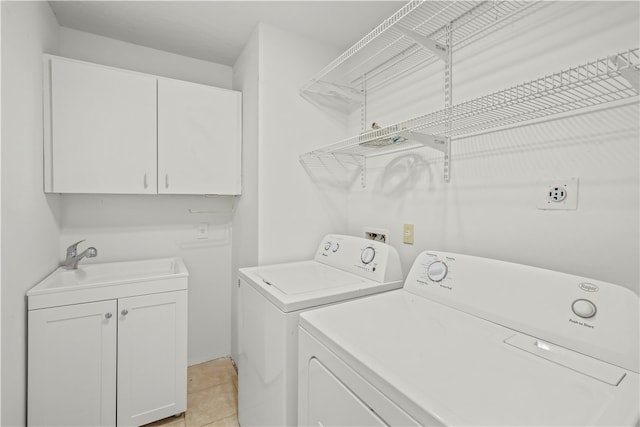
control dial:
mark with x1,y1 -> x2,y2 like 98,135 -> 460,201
427,261 -> 448,282
330,242 -> 340,252
572,299 -> 597,319
324,242 -> 331,251
361,247 -> 376,264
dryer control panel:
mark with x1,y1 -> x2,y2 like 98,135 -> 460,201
315,235 -> 402,284
404,251 -> 640,374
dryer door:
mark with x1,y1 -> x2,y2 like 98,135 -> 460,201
307,358 -> 386,426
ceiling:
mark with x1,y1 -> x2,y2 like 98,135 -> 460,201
49,1 -> 403,66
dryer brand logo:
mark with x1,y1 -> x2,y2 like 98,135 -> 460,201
579,282 -> 599,292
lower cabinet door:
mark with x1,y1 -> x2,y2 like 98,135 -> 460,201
116,291 -> 188,426
28,300 -> 117,427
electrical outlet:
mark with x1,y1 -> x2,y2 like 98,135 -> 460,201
196,223 -> 209,239
403,224 -> 414,245
537,178 -> 579,210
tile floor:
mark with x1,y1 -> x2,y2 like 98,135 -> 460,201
146,358 -> 239,427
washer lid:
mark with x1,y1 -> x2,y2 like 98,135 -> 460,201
259,263 -> 364,295
299,290 -> 640,426
239,261 -> 402,313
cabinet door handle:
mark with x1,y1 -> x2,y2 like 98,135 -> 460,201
165,174 -> 169,188
121,309 -> 129,316
143,173 -> 148,189
105,313 -> 113,319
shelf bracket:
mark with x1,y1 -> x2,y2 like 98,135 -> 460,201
609,53 -> 640,93
399,131 -> 449,154
399,131 -> 451,182
396,26 -> 449,63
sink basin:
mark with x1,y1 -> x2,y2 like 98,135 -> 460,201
28,258 -> 188,310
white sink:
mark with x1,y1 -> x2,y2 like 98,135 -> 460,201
27,257 -> 188,310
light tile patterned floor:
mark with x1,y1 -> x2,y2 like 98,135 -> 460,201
145,358 -> 239,427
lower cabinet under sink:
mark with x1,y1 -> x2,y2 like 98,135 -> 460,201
26,257 -> 189,427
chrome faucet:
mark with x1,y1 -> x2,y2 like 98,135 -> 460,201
63,240 -> 98,269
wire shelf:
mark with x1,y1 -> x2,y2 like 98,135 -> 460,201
300,0 -> 544,111
301,48 -> 640,172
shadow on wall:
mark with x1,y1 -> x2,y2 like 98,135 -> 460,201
299,154 -> 363,190
377,153 -> 430,197
299,91 -> 351,128
299,151 -> 432,194
452,102 -> 639,165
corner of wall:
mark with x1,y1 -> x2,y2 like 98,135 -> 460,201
1,1 -> 61,425
230,23 -> 260,362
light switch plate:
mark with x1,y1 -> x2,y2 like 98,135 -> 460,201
403,224 -> 414,244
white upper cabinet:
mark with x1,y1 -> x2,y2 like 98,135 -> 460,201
45,57 -> 157,194
158,78 -> 242,195
43,56 -> 242,195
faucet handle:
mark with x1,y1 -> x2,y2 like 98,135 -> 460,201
66,239 -> 85,254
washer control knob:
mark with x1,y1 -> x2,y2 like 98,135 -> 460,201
361,247 -> 376,264
427,261 -> 448,282
572,299 -> 597,319
324,242 -> 331,251
330,242 -> 340,252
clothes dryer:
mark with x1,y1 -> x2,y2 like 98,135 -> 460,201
237,234 -> 402,426
299,251 -> 639,426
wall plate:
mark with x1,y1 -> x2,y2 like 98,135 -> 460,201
537,178 -> 579,210
403,224 -> 415,245
364,226 -> 389,243
196,222 -> 209,239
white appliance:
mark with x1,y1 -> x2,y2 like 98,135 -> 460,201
237,234 -> 403,426
298,251 -> 639,426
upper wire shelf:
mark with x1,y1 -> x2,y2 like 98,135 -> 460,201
300,48 -> 640,172
300,0 -> 545,112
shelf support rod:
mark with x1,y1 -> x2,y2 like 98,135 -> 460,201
396,26 -> 449,63
609,53 -> 639,93
361,76 -> 368,132
359,156 -> 367,188
443,23 -> 453,183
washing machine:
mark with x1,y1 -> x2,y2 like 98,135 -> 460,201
298,251 -> 639,426
237,234 -> 403,426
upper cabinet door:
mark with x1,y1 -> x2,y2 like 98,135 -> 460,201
157,78 -> 242,195
45,57 -> 157,194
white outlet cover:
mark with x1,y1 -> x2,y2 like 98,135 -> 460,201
537,178 -> 579,210
196,223 -> 209,239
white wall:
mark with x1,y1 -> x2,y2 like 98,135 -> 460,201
257,23 -> 348,264
1,2 -> 61,425
0,3 -> 3,421
57,28 -> 237,365
230,26 -> 260,362
338,2 -> 639,291
59,27 -> 232,88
